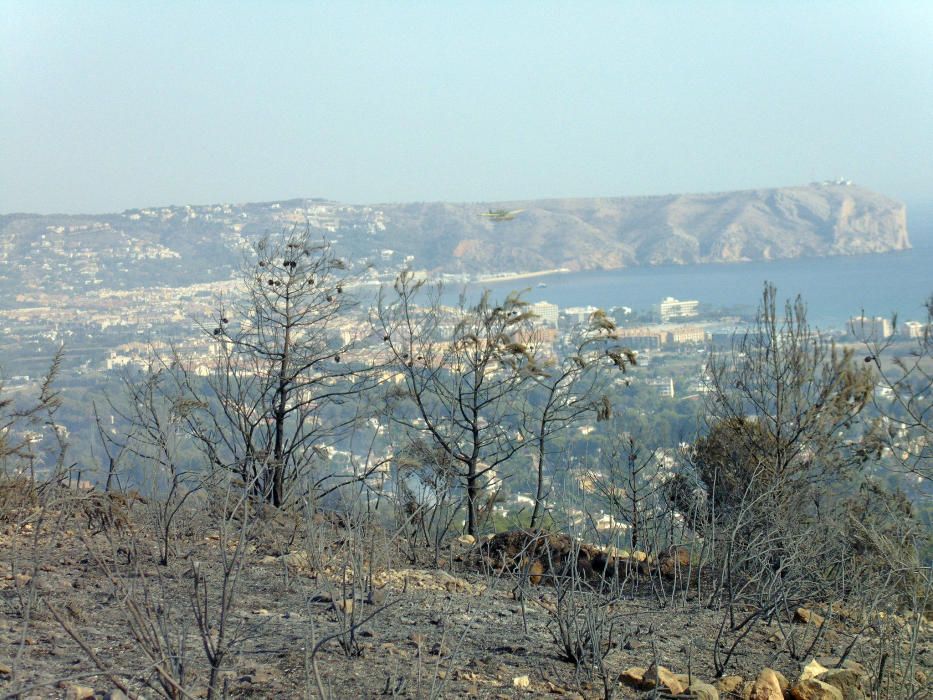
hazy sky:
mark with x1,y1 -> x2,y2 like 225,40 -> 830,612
2,1 -> 931,214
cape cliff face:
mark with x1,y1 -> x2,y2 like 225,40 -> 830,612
0,184 -> 911,294
376,183 -> 910,273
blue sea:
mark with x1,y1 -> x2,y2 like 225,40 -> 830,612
461,245 -> 932,331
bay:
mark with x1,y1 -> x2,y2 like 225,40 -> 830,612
465,246 -> 932,330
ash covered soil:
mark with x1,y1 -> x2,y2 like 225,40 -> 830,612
1,498 -> 929,699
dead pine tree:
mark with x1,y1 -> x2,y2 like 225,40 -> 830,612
376,272 -> 536,537
171,229 -> 381,509
525,309 -> 636,529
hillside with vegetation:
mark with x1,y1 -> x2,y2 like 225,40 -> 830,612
0,230 -> 929,699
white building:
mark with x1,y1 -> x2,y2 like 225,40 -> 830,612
645,376 -> 675,399
531,301 -> 559,327
563,305 -> 600,325
849,315 -> 893,340
655,297 -> 699,321
902,321 -> 927,339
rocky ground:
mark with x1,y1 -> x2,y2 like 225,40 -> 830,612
0,496 -> 929,699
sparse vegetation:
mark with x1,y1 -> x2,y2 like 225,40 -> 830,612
1,257 -> 930,699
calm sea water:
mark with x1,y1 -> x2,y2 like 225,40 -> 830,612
464,245 -> 933,330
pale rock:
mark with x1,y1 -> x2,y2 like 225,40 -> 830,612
800,659 -> 830,682
61,684 -> 95,700
775,671 -> 790,693
457,534 -> 476,546
815,658 -> 866,677
748,669 -> 784,700
512,675 -> 530,689
767,628 -> 788,645
378,642 -> 402,657
715,675 -> 744,695
790,679 -> 843,700
645,663 -> 687,695
689,681 -> 720,700
620,667 -> 649,689
280,551 -> 311,569
820,669 -> 868,700
795,607 -> 826,627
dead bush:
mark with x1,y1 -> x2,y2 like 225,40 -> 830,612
0,475 -> 39,523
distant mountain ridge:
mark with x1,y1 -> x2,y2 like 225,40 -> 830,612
0,183 -> 910,294
375,183 -> 909,273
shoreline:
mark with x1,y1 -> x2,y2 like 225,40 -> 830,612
474,267 -> 571,284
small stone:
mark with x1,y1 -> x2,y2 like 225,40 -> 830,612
620,667 -> 649,689
512,675 -> 530,689
767,628 -> 788,645
457,534 -> 476,546
0,662 -> 12,675
795,607 -> 826,627
105,691 -> 130,700
243,666 -> 275,684
61,684 -> 95,700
